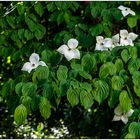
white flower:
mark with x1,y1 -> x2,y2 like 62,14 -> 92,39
57,38 -> 80,61
21,53 -> 47,73
120,29 -> 138,46
95,36 -> 113,51
112,105 -> 134,124
112,33 -> 120,47
118,5 -> 135,17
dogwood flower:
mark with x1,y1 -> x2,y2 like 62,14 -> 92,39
112,33 -> 120,47
21,53 -> 47,73
95,36 -> 113,51
118,5 -> 135,17
57,38 -> 80,61
120,30 -> 138,46
112,105 -> 134,124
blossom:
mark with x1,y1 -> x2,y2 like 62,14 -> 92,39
112,105 -> 134,124
22,53 -> 47,73
118,5 -> 135,17
120,30 -> 138,46
112,33 -> 120,47
57,38 -> 80,61
95,36 -> 113,51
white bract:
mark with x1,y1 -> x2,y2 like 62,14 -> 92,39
120,29 -> 138,46
118,5 -> 135,17
21,53 -> 47,73
57,38 -> 80,61
95,36 -> 113,51
112,105 -> 134,124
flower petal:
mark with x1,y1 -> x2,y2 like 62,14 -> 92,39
129,9 -> 135,16
112,34 -> 120,44
120,38 -> 133,46
104,38 -> 113,48
96,36 -> 104,44
118,5 -> 126,11
68,38 -> 79,49
128,33 -> 138,41
64,49 -> 80,61
112,115 -> 121,121
121,115 -> 128,124
57,45 -> 69,55
122,10 -> 130,17
21,62 -> 33,73
126,109 -> 134,117
114,105 -> 123,116
29,53 -> 40,64
95,43 -> 107,51
38,61 -> 47,67
120,30 -> 129,38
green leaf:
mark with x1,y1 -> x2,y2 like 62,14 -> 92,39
18,29 -> 24,40
128,58 -> 140,74
111,76 -> 124,91
79,70 -> 92,80
22,82 -> 37,96
115,58 -> 124,73
81,54 -> 96,73
14,104 -> 27,125
39,97 -> 51,120
80,90 -> 93,109
57,12 -> 64,25
6,15 -> 15,29
132,71 -> 140,86
90,24 -> 104,37
121,49 -> 130,63
127,16 -> 138,28
71,63 -> 83,71
92,80 -> 109,104
60,80 -> 69,96
119,90 -> 132,113
57,65 -> 68,81
15,82 -> 24,96
34,2 -> 44,17
119,69 -> 128,83
35,24 -> 46,40
24,29 -> 34,41
125,133 -> 135,139
128,47 -> 137,59
134,85 -> 140,97
128,122 -> 140,138
32,66 -> 49,82
108,90 -> 120,108
21,96 -> 32,112
47,2 -> 56,12
80,82 -> 92,93
67,87 -> 79,107
25,16 -> 36,32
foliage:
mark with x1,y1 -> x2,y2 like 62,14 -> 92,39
0,1 -> 140,138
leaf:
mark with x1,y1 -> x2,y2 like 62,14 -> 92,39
67,87 -> 79,107
79,70 -> 92,80
121,49 -> 130,63
71,63 -> 83,71
60,80 -> 69,96
80,90 -> 93,109
119,69 -> 128,83
132,71 -> 140,86
57,65 -> 68,81
128,47 -> 137,59
81,54 -> 96,73
108,90 -> 120,108
115,58 -> 124,73
14,104 -> 27,125
128,58 -> 140,74
24,29 -> 34,40
32,66 -> 49,82
90,24 -> 104,37
127,16 -> 138,28
15,82 -> 24,96
6,15 -> 15,29
128,122 -> 140,138
35,24 -> 46,40
111,76 -> 124,91
39,97 -> 51,120
22,82 -> 37,96
92,80 -> 109,104
134,85 -> 140,97
57,12 -> 64,25
119,90 -> 132,113
80,82 -> 92,93
34,2 -> 44,17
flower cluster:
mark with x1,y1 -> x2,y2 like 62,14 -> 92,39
112,105 -> 134,124
95,29 -> 138,51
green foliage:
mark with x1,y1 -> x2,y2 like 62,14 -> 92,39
14,104 -> 27,125
57,65 -> 68,81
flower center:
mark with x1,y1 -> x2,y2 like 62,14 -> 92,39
32,64 -> 35,67
124,37 -> 127,40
